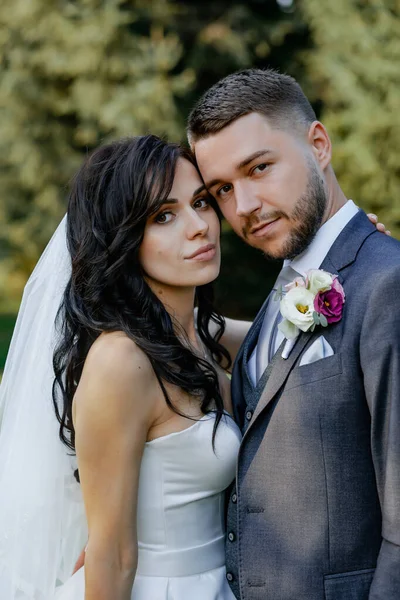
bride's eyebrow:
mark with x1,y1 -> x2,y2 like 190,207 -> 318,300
192,184 -> 207,196
157,187 -> 208,208
159,199 -> 179,206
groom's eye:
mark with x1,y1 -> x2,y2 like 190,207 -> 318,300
253,163 -> 269,174
216,184 -> 232,198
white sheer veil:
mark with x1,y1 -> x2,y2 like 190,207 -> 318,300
0,216 -> 88,599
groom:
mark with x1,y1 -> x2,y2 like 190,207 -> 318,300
187,69 -> 400,600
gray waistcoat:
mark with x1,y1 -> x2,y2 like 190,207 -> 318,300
225,302 -> 280,599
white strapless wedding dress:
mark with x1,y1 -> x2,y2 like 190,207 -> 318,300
55,412 -> 241,599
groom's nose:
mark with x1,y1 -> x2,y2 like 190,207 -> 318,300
235,182 -> 262,217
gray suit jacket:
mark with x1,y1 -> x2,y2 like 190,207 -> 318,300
226,211 -> 400,600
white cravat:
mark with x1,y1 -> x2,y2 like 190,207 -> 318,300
254,265 -> 299,382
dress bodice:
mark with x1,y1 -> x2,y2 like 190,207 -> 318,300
136,412 -> 241,578
54,411 -> 241,600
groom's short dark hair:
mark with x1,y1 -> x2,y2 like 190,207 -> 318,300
187,68 -> 316,143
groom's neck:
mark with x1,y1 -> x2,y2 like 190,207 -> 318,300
321,167 -> 348,225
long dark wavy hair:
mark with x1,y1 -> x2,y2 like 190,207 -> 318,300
52,135 -> 231,455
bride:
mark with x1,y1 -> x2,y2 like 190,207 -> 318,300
0,135 -> 250,600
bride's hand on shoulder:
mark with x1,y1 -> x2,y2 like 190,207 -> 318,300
367,213 -> 391,236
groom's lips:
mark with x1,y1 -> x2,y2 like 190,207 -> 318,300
250,218 -> 280,238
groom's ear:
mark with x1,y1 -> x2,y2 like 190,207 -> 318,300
307,121 -> 332,171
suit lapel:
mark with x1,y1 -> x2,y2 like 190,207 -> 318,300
243,332 -> 311,439
242,210 -> 378,437
320,210 -> 377,273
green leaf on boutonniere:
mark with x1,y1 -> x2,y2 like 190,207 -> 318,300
319,313 -> 328,327
312,311 -> 320,325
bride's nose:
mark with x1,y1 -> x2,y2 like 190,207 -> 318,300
186,210 -> 209,239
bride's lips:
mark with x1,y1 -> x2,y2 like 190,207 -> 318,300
250,218 -> 281,238
186,243 -> 217,261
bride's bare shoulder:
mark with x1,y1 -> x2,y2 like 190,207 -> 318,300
74,331 -> 158,419
86,331 -> 153,378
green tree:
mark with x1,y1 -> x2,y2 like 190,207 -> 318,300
171,0 -> 308,121
300,0 -> 400,235
0,0 -> 194,308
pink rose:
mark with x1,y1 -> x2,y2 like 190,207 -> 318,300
314,276 -> 345,324
285,275 -> 308,291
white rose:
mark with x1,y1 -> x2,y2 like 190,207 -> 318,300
279,286 -> 315,336
307,269 -> 333,295
278,318 -> 300,340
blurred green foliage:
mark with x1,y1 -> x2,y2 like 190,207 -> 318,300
0,314 -> 15,372
0,0 -> 195,307
301,0 -> 400,234
0,0 -> 399,357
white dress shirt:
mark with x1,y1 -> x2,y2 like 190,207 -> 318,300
248,200 -> 359,385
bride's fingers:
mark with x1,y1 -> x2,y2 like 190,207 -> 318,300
367,213 -> 392,236
377,222 -> 392,236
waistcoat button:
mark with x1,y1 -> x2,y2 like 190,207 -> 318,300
226,572 -> 234,582
228,532 -> 236,542
246,410 -> 253,421
231,493 -> 237,503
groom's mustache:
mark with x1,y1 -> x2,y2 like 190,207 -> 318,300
242,210 -> 288,239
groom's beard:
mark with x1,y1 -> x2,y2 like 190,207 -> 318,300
242,160 -> 328,261
276,161 -> 328,260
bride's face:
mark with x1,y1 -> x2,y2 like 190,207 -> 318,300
139,158 -> 221,291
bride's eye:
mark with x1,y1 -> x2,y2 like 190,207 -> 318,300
155,211 -> 173,224
193,197 -> 209,210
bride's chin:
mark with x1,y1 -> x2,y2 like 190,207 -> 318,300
192,266 -> 220,287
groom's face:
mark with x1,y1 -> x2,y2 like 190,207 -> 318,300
194,112 -> 327,260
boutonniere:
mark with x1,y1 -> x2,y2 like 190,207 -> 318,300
276,269 -> 345,351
